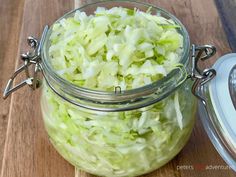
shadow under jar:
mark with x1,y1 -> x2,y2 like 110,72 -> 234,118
3,1 -> 219,177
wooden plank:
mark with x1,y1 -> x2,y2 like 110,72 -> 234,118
214,0 -> 236,52
1,0 -> 235,177
74,0 -> 235,177
0,1 -> 75,177
0,0 -> 25,174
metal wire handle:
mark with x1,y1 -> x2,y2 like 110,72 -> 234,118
3,26 -> 48,99
190,44 -> 217,105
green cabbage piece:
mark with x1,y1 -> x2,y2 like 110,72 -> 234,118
49,7 -> 183,91
43,7 -> 194,177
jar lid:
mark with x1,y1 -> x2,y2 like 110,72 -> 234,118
199,53 -> 236,171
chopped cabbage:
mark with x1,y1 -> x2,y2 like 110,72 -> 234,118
49,7 -> 183,91
42,7 -> 194,177
41,82 -> 195,177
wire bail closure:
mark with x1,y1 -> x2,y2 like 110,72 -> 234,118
3,25 -> 217,106
3,26 -> 49,99
190,44 -> 217,105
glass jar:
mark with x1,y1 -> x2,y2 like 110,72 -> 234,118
3,1 -> 220,177
40,2 -> 195,176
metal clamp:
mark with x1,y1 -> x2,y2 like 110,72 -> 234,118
190,44 -> 217,105
3,26 -> 48,99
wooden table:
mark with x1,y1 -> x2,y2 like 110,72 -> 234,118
0,0 -> 235,177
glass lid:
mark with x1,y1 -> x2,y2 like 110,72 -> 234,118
199,53 -> 236,171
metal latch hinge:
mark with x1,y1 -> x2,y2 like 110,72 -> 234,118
3,26 -> 49,99
190,44 -> 217,105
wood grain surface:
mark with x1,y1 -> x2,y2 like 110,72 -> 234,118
0,0 -> 236,177
0,0 -> 25,171
1,1 -> 75,177
215,0 -> 236,52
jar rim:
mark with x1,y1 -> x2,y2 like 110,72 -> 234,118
41,0 -> 190,110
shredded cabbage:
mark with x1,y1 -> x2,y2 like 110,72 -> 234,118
49,7 -> 183,91
42,84 -> 194,177
42,7 -> 195,177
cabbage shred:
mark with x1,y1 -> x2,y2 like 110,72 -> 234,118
43,7 -> 194,177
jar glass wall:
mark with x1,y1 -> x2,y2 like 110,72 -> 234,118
41,79 -> 196,177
